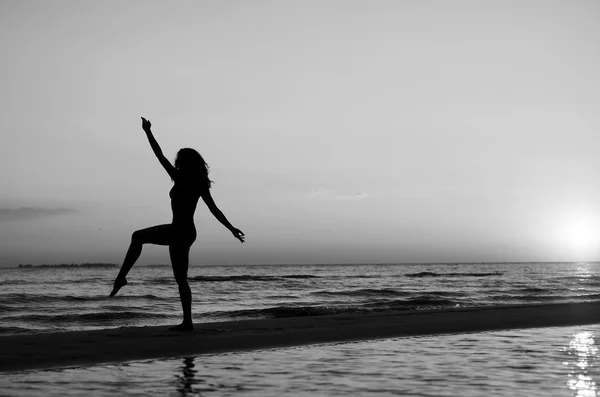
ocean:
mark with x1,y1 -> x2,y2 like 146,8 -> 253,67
2,262 -> 600,396
1,262 -> 600,335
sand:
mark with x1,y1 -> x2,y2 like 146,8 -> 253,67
2,301 -> 600,372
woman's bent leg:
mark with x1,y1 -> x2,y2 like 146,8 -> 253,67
169,244 -> 193,331
110,224 -> 172,296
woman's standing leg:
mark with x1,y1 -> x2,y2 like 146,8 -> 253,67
169,243 -> 193,331
110,224 -> 172,296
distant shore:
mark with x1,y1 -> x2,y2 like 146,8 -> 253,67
2,301 -> 600,372
17,263 -> 118,269
13,261 -> 600,269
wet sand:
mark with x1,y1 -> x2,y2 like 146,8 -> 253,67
2,301 -> 600,372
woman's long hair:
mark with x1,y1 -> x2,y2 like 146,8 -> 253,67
174,148 -> 213,190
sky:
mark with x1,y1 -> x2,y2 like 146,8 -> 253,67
1,1 -> 600,266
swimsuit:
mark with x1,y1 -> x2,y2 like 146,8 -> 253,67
169,183 -> 200,247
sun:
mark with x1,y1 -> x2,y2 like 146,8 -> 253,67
560,214 -> 600,256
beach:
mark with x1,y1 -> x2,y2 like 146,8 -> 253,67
3,301 -> 600,372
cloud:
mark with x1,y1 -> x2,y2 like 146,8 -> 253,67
0,207 -> 75,222
307,188 -> 369,201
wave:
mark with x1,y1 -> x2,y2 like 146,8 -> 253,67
0,326 -> 31,335
3,311 -> 170,324
188,274 -> 321,283
0,293 -> 164,305
517,287 -> 549,293
155,272 -> 506,284
575,293 -> 600,300
488,294 -> 567,302
17,263 -> 117,269
401,296 -> 457,306
560,276 -> 600,286
265,294 -> 302,300
205,305 -> 365,319
0,280 -> 31,286
191,275 -> 275,282
0,277 -> 107,286
312,288 -> 412,298
312,288 -> 468,299
203,296 -> 459,320
405,271 -> 504,278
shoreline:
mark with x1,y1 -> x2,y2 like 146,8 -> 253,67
2,301 -> 600,372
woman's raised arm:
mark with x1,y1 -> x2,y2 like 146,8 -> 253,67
141,117 -> 177,180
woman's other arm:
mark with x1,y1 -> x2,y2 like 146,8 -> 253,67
202,190 -> 245,243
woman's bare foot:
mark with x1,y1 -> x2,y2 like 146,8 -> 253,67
169,321 -> 194,332
109,277 -> 127,297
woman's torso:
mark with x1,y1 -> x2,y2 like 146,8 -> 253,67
169,181 -> 202,228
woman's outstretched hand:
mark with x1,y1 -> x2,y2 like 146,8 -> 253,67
232,228 -> 245,243
141,117 -> 152,133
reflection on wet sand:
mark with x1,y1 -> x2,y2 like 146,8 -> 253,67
565,331 -> 599,396
175,357 -> 197,396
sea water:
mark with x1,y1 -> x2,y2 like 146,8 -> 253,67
2,324 -> 599,396
2,263 -> 600,395
1,262 -> 600,334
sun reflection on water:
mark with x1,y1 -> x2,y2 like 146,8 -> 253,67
565,331 -> 599,396
573,263 -> 594,281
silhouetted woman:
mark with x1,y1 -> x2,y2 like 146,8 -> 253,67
110,117 -> 245,331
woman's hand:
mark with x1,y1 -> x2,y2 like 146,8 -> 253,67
141,117 -> 152,133
232,228 -> 245,243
